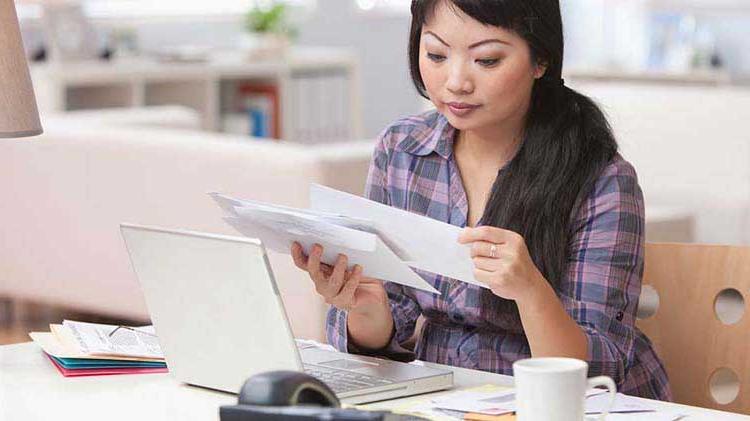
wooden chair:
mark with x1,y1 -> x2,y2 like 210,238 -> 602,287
638,243 -> 750,414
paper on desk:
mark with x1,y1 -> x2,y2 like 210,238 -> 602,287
432,388 -> 516,415
587,412 -> 686,421
310,184 -> 482,288
362,382 -> 684,421
361,384 -> 512,421
586,392 -> 660,414
432,388 -> 612,416
29,331 -> 164,362
223,216 -> 439,294
62,320 -> 163,359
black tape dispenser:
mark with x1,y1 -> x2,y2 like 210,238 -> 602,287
219,371 -> 426,420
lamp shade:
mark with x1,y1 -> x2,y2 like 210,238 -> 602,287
0,0 -> 42,138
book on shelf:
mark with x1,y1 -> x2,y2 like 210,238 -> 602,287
231,83 -> 280,139
290,72 -> 350,144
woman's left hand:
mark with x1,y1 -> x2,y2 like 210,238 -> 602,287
457,226 -> 547,303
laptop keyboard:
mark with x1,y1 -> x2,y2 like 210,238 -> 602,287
304,364 -> 393,394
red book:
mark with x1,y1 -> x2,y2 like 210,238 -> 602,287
237,83 -> 280,139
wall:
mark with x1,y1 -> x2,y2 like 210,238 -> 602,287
295,0 -> 422,137
701,14 -> 750,75
565,1 -> 750,77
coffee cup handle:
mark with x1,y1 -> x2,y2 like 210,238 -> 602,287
587,376 -> 617,420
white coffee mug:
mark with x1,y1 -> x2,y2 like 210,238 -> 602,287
513,357 -> 616,421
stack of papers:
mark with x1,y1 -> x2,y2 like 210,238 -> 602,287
362,384 -> 687,421
421,386 -> 686,420
211,183 -> 483,294
29,320 -> 168,377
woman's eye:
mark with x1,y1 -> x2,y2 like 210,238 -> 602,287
476,58 -> 500,67
427,53 -> 446,63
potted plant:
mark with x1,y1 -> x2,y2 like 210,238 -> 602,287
242,2 -> 296,59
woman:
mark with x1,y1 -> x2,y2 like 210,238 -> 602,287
291,0 -> 672,400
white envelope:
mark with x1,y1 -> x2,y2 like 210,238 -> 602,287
222,215 -> 439,294
211,192 -> 415,260
234,207 -> 377,253
309,183 -> 484,288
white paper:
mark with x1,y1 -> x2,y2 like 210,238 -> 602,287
587,413 -> 686,421
432,389 -> 516,415
432,388 -> 612,416
211,192 -> 413,260
234,206 -> 377,252
586,392 -> 660,414
62,320 -> 163,359
210,192 -> 361,223
211,192 -> 439,293
310,184 -> 482,287
294,338 -> 337,352
223,216 -> 439,294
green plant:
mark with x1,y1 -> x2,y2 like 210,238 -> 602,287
245,3 -> 295,36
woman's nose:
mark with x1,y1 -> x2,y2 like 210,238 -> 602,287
445,62 -> 474,95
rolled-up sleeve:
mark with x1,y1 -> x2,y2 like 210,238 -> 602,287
325,128 -> 422,361
558,159 -> 645,386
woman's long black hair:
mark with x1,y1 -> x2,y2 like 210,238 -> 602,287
409,0 -> 618,318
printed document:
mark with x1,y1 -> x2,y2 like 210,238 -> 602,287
62,320 -> 163,359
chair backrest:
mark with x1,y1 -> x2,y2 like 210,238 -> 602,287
638,243 -> 750,413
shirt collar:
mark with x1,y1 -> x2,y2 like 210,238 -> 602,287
394,111 -> 456,159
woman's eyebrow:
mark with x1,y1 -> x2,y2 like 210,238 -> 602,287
469,39 -> 511,48
424,31 -> 511,48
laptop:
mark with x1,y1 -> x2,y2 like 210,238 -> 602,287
120,223 -> 453,404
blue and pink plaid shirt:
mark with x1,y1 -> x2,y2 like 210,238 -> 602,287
326,110 -> 672,401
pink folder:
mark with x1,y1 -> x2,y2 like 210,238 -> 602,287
46,354 -> 169,377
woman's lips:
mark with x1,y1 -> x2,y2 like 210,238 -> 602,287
446,102 -> 480,117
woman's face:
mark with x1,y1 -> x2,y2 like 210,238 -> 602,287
419,1 -> 546,132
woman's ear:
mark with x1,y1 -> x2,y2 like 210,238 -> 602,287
534,61 -> 548,80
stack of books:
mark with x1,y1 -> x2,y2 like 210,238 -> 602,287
29,320 -> 167,377
222,82 -> 279,139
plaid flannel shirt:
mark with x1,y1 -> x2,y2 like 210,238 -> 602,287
326,110 -> 672,401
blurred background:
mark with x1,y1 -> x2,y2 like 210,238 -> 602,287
1,0 -> 748,347
13,0 -> 750,138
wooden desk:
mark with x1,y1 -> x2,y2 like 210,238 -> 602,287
1,342 -> 747,420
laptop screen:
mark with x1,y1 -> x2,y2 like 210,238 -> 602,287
120,224 -> 302,393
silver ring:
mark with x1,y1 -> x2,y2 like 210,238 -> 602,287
490,243 -> 498,259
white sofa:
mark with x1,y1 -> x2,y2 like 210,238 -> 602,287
0,109 -> 375,341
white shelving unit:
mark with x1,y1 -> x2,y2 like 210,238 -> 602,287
564,68 -> 733,86
649,0 -> 750,13
30,46 -> 362,142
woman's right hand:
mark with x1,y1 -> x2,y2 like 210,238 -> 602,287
291,242 -> 388,314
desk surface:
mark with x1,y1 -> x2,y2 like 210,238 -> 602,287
1,342 -> 747,421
